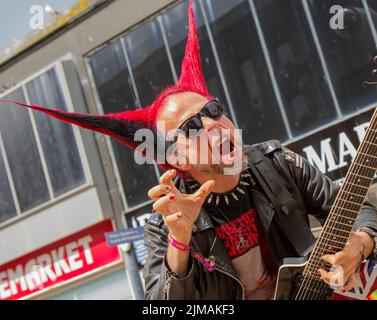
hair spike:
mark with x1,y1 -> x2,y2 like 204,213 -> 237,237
0,0 -> 211,172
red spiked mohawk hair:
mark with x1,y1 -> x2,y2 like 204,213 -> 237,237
0,0 -> 212,171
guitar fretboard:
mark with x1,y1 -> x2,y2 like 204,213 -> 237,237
296,107 -> 377,299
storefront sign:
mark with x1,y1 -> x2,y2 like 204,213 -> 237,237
286,108 -> 375,185
0,220 -> 121,300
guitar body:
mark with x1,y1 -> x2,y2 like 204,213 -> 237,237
273,106 -> 377,300
273,257 -> 307,300
274,255 -> 377,300
274,256 -> 333,300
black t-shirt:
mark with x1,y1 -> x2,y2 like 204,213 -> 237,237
185,169 -> 276,273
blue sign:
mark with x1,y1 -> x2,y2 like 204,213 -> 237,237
134,239 -> 148,265
105,227 -> 144,247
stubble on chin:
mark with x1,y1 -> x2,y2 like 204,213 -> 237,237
196,152 -> 249,175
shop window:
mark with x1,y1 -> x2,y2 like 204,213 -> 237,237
255,0 -> 338,136
123,20 -> 175,107
308,0 -> 377,114
0,67 -> 87,221
0,147 -> 17,223
202,0 -> 288,144
88,40 -> 159,209
26,68 -> 85,197
161,0 -> 228,114
0,89 -> 50,213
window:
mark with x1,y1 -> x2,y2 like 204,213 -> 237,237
0,138 -> 17,223
308,0 -> 377,114
124,20 -> 175,107
0,67 -> 86,222
88,40 -> 159,209
161,0 -> 228,114
0,89 -> 49,213
202,0 -> 288,144
26,68 -> 85,197
255,0 -> 338,136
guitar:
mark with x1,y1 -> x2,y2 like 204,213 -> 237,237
274,106 -> 377,300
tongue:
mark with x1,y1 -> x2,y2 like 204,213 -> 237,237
220,141 -> 231,156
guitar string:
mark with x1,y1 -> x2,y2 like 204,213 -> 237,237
299,110 -> 377,300
299,116 -> 377,300
295,108 -> 377,300
306,127 -> 377,300
297,110 -> 377,300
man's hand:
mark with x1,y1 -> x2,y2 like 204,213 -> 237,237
318,232 -> 373,292
148,169 -> 215,245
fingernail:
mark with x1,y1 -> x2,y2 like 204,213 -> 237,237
165,186 -> 171,192
177,212 -> 182,218
169,195 -> 175,201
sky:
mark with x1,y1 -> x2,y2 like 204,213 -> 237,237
0,0 -> 79,50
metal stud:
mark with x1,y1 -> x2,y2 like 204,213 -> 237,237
237,187 -> 246,195
216,196 -> 220,205
224,196 -> 229,205
231,192 -> 239,201
240,181 -> 249,186
208,194 -> 213,204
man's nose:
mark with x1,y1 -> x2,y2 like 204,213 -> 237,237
201,116 -> 219,132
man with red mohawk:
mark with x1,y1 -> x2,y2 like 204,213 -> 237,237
2,0 -> 377,300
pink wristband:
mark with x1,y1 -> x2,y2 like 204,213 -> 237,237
168,234 -> 191,252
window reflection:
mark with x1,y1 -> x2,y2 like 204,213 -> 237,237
161,0 -> 228,115
0,90 -> 50,212
88,41 -> 158,208
0,145 -> 16,222
203,0 -> 288,144
124,20 -> 175,106
26,69 -> 86,197
308,0 -> 377,114
255,0 -> 337,136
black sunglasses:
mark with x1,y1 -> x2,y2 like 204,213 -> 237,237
176,100 -> 224,139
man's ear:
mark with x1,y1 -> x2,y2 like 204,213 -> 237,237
166,143 -> 192,172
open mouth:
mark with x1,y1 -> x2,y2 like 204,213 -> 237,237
218,136 -> 238,162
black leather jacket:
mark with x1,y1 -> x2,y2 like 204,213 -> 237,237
143,141 -> 377,300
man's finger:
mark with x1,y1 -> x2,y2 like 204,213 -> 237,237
322,254 -> 336,265
148,185 -> 172,201
165,212 -> 183,225
160,169 -> 177,186
194,180 -> 215,201
342,274 -> 357,292
318,269 -> 339,286
152,196 -> 172,215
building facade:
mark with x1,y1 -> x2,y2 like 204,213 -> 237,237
0,0 -> 377,300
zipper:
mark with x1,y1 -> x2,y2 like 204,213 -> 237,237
196,234 -> 245,300
215,264 -> 245,300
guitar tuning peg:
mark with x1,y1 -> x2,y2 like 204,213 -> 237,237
374,56 -> 377,64
373,69 -> 377,76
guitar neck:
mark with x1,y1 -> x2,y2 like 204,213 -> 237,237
304,107 -> 377,277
